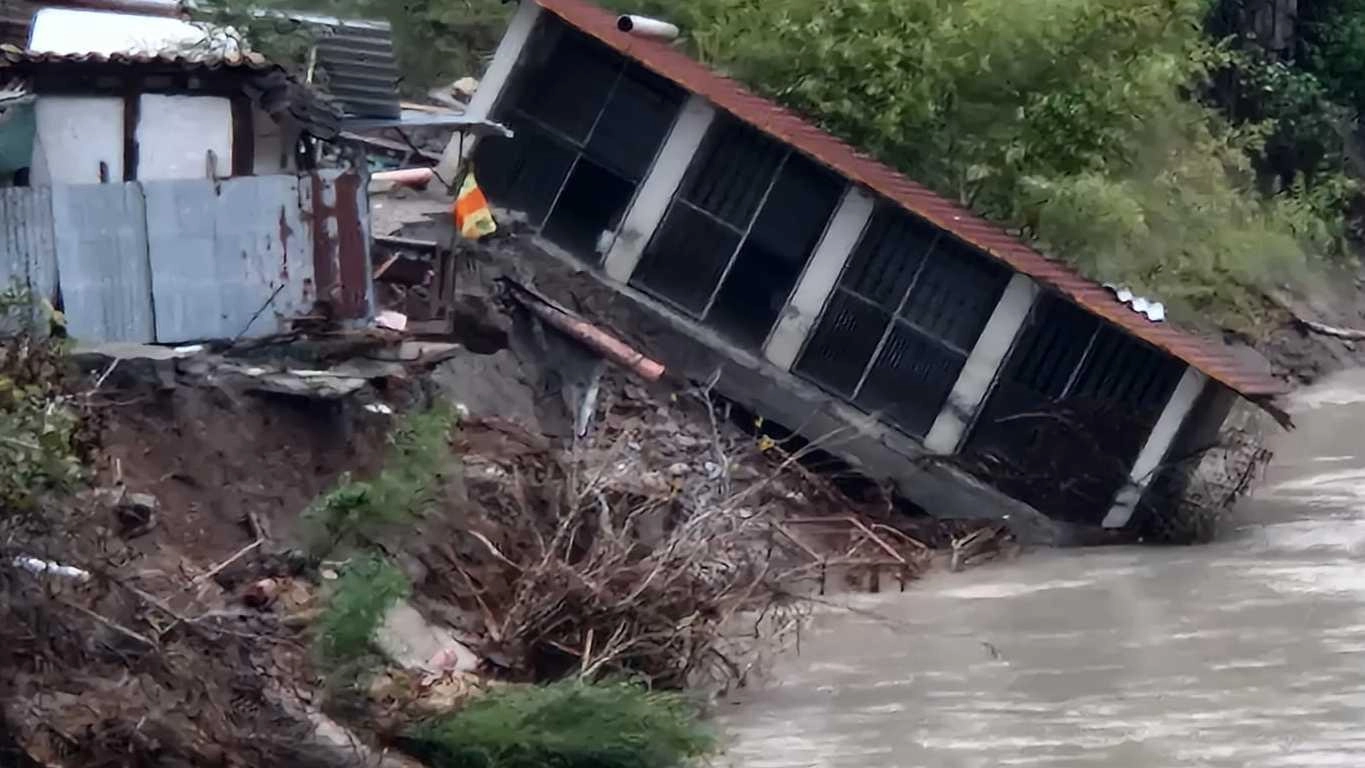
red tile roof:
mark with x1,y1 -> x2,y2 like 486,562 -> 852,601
535,0 -> 1289,400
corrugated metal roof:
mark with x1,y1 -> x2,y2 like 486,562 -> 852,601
0,0 -> 35,48
534,0 -> 1289,400
309,19 -> 402,119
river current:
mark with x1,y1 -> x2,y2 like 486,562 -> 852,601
721,368 -> 1365,767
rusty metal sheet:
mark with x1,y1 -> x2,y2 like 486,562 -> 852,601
144,175 -> 315,343
534,0 -> 1287,400
52,182 -> 154,343
303,169 -> 372,321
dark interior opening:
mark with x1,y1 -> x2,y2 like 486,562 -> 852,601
476,16 -> 684,263
707,151 -> 843,349
794,205 -> 1008,438
633,115 -> 843,350
962,293 -> 1186,524
541,157 -> 637,258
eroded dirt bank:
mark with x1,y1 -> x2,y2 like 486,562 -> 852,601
1,286 -> 1013,767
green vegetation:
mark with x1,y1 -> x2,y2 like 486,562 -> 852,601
314,553 -> 411,667
302,403 -> 457,554
189,0 -> 511,95
597,0 -> 1347,330
0,284 -> 84,515
403,680 -> 716,768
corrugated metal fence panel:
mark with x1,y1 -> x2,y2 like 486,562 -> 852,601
52,183 -> 154,343
145,176 -> 314,343
0,185 -> 56,310
304,169 -> 372,321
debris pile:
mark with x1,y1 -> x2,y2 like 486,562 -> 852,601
0,277 -> 1015,766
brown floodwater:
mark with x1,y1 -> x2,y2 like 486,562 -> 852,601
720,369 -> 1365,767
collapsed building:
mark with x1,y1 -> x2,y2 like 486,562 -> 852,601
427,0 -> 1287,537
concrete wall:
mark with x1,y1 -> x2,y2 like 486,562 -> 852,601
136,94 -> 232,180
31,96 -> 123,185
30,94 -> 284,183
251,106 -> 293,176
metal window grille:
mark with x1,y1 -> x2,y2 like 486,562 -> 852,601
795,205 -> 1009,437
963,293 -> 1186,524
475,17 -> 684,262
631,114 -> 844,350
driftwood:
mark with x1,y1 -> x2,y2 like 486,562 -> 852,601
1268,289 -> 1365,340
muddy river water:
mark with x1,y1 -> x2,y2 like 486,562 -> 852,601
721,369 -> 1365,767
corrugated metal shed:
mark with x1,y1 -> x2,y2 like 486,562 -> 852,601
533,0 -> 1288,400
309,18 -> 402,119
144,175 -> 315,343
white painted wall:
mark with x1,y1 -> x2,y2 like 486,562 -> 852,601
136,94 -> 233,180
251,106 -> 294,175
764,186 -> 874,370
31,97 -> 124,185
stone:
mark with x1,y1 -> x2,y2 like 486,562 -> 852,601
374,601 -> 480,675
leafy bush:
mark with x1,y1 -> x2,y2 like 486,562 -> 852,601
0,284 -> 85,516
403,680 -> 716,768
303,403 -> 457,554
314,553 -> 411,667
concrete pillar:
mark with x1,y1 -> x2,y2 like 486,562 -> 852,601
433,0 -> 542,184
602,94 -> 716,283
1102,366 -> 1208,529
922,273 -> 1039,455
763,186 -> 875,371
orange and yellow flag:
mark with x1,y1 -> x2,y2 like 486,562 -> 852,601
453,171 -> 497,240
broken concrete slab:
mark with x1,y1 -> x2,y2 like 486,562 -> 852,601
374,601 -> 480,675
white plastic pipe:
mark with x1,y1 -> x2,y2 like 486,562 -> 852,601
617,15 -> 679,41
12,556 -> 91,582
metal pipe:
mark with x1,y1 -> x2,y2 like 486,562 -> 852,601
371,167 -> 434,190
504,280 -> 666,382
616,15 -> 679,41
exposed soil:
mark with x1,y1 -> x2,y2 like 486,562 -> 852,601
95,381 -> 395,570
1252,262 -> 1365,386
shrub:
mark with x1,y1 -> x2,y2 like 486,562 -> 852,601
0,283 -> 85,518
303,403 -> 457,554
403,680 -> 716,768
314,553 -> 411,667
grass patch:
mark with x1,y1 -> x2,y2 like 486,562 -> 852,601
314,553 -> 410,668
402,680 -> 716,768
303,403 -> 457,554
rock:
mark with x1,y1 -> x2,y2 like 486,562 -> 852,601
307,712 -> 425,768
242,578 -> 280,609
114,492 -> 159,538
374,601 -> 480,674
